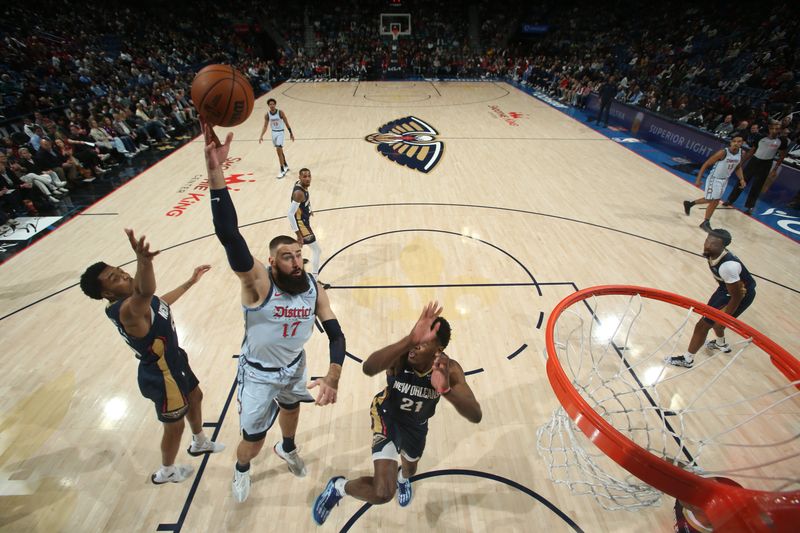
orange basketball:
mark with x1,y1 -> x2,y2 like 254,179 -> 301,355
191,64 -> 254,127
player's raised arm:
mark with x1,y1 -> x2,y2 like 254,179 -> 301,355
203,120 -> 268,305
433,355 -> 482,423
119,228 -> 160,335
160,265 -> 211,305
362,301 -> 443,376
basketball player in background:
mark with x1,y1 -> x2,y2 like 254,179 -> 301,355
665,229 -> 756,368
259,98 -> 294,178
203,120 -> 346,503
288,168 -> 324,283
683,134 -> 746,231
79,229 -> 225,485
312,302 -> 482,526
723,120 -> 788,215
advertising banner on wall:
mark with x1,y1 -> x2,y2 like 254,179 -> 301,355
585,94 -> 800,208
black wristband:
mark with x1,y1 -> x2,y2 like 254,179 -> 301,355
322,318 -> 346,366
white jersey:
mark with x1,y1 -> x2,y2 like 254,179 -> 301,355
267,109 -> 285,132
241,268 -> 318,368
709,148 -> 741,181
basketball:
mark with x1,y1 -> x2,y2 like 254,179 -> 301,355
191,64 -> 254,127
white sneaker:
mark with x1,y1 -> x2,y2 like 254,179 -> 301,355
151,464 -> 194,485
277,168 -> 287,179
664,355 -> 694,368
273,442 -> 307,477
706,340 -> 732,353
187,438 -> 226,457
47,195 -> 61,204
58,187 -> 70,194
232,467 -> 251,503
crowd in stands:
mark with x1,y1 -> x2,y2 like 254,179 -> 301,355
269,1 -> 797,145
0,0 -> 271,229
2,0 -> 798,230
511,2 -> 799,143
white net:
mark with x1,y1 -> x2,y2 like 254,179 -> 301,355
537,406 -> 663,510
537,291 -> 800,511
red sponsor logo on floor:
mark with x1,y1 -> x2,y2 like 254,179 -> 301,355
166,158 -> 255,217
488,105 -> 527,126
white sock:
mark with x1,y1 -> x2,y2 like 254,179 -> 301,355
683,352 -> 694,363
334,477 -> 347,497
397,471 -> 408,483
160,464 -> 176,475
309,240 -> 321,277
193,431 -> 208,446
716,336 -> 726,345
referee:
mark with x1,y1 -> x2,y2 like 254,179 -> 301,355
724,120 -> 788,215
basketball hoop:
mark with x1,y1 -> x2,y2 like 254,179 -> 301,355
538,285 -> 800,532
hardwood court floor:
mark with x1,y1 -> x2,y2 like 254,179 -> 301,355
0,81 -> 797,532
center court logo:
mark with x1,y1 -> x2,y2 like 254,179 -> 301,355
365,116 -> 444,173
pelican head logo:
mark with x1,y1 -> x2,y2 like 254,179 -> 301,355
365,116 -> 444,173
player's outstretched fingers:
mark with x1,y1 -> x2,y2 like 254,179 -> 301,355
308,379 -> 324,405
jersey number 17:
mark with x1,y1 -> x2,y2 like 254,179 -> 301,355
282,321 -> 301,337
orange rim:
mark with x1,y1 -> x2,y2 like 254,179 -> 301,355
545,285 -> 800,532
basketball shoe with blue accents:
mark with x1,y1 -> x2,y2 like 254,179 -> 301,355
313,476 -> 344,525
397,478 -> 413,507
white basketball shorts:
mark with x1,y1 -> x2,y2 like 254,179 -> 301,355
705,176 -> 728,200
271,130 -> 285,148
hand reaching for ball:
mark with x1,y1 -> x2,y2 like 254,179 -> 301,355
431,352 -> 451,393
202,119 -> 233,172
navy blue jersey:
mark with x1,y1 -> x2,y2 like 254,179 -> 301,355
106,295 -> 180,364
292,181 -> 311,227
106,295 -> 198,419
377,357 -> 442,426
708,251 -> 756,291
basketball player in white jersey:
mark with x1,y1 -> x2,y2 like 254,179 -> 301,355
202,120 -> 346,504
258,98 -> 294,178
683,134 -> 746,231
